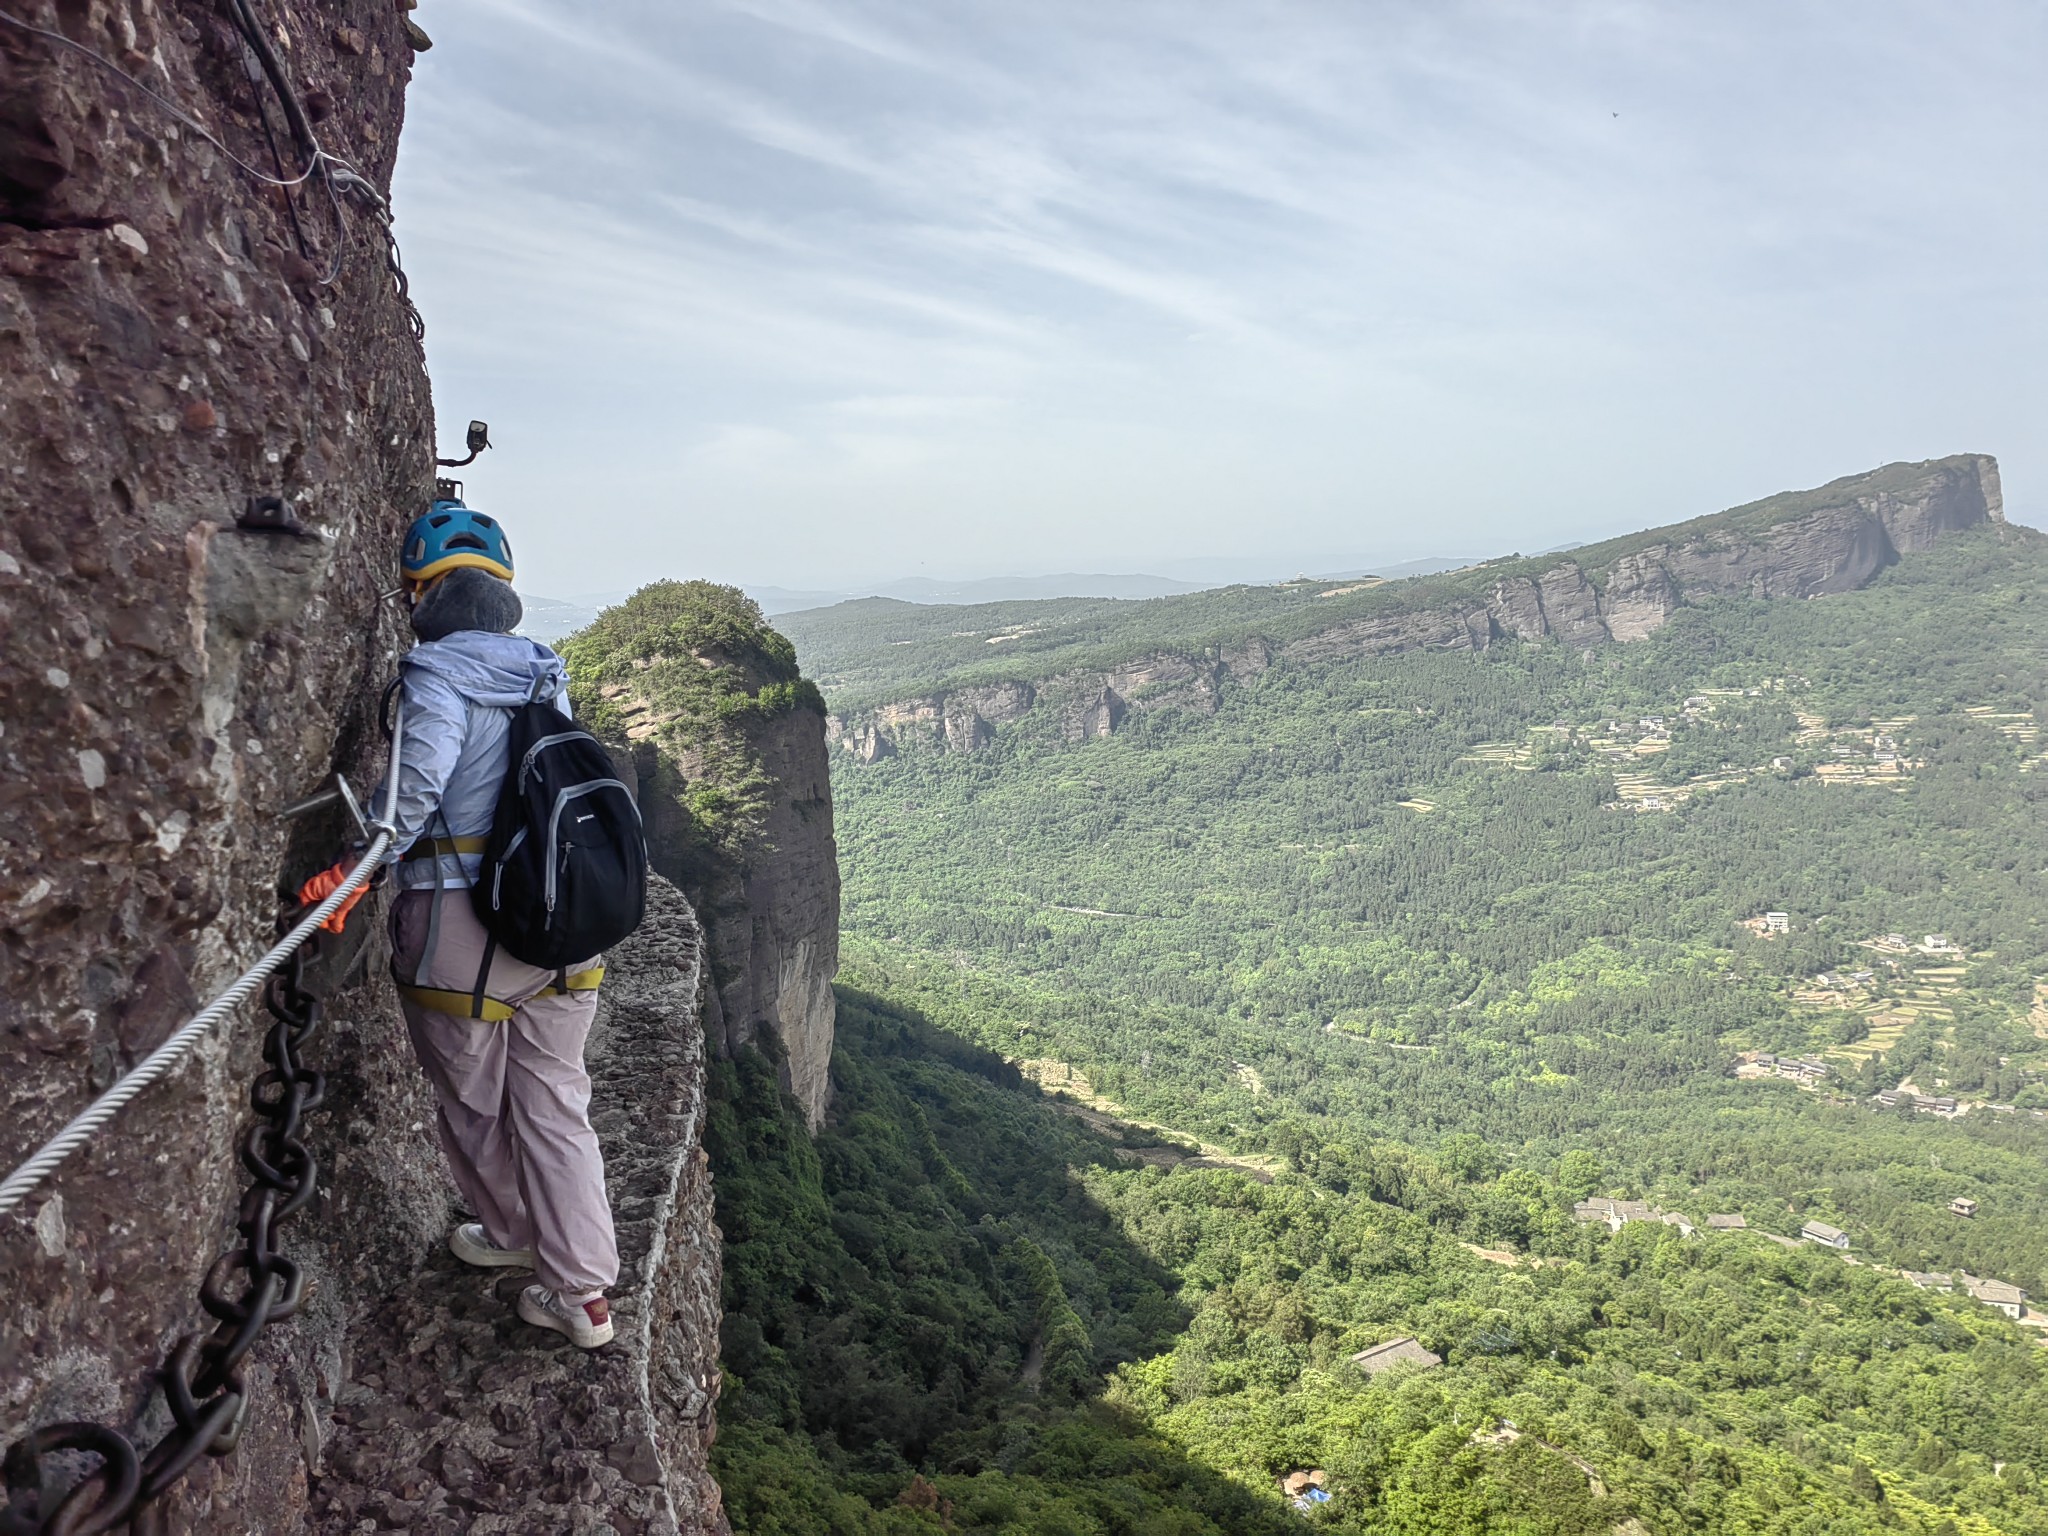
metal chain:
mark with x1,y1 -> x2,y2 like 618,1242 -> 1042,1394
0,942 -> 332,1536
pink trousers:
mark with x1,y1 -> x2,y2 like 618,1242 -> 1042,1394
390,889 -> 618,1299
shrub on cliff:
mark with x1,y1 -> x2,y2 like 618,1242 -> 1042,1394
562,579 -> 824,859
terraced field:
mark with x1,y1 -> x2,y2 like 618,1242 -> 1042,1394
1793,954 -> 2000,1080
1967,704 -> 2040,746
1457,740 -> 1536,768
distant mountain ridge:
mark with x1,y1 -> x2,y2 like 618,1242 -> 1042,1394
800,455 -> 2012,758
518,577 -> 1209,640
514,592 -> 606,641
761,573 -> 1215,608
520,567 -> 1487,641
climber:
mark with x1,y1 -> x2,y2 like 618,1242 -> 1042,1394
297,501 -> 619,1349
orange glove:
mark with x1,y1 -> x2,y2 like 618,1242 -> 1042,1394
297,861 -> 369,933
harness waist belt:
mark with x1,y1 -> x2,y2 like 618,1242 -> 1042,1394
398,966 -> 605,1021
402,835 -> 488,862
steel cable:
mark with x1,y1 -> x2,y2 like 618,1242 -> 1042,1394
0,0 -> 425,329
1,706 -> 404,1532
0,837 -> 382,1222
5,946 -> 330,1534
0,5 -> 323,189
0,702 -> 404,1222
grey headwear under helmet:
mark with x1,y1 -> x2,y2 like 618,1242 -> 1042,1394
411,566 -> 524,642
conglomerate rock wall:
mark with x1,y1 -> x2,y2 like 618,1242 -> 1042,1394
2,0 -> 445,1526
0,4 -> 727,1530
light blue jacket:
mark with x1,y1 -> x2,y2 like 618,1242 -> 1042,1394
380,631 -> 573,891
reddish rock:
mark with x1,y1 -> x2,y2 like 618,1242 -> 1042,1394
0,5 -> 728,1530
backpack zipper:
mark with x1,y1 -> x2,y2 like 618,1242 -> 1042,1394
518,732 -> 587,795
542,779 -> 634,913
492,826 -> 528,911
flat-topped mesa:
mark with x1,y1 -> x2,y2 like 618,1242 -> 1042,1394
828,454 -> 2007,755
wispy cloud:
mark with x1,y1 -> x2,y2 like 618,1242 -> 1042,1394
397,0 -> 2047,591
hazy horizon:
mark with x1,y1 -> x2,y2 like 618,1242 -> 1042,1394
396,1 -> 2044,594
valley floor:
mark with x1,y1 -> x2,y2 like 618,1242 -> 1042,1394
719,525 -> 2048,1534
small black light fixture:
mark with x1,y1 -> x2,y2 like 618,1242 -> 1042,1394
436,419 -> 491,468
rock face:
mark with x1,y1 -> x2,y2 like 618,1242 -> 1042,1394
0,9 -> 727,1531
1601,553 -> 1680,643
1,0 -> 443,1526
834,680 -> 1038,755
570,584 -> 841,1132
830,455 -> 2006,756
695,704 -> 840,1132
309,879 -> 726,1536
612,701 -> 839,1131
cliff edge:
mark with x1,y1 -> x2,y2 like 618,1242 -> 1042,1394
564,582 -> 841,1132
310,878 -> 725,1536
824,454 -> 2008,755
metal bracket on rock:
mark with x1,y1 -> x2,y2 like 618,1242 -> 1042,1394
281,773 -> 369,839
235,495 -> 317,538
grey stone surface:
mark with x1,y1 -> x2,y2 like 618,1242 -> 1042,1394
309,879 -> 727,1535
610,700 -> 840,1133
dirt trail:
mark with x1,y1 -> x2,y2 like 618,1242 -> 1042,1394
1016,1059 -> 1283,1181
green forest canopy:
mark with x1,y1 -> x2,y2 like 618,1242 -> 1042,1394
710,987 -> 2048,1535
823,526 -> 2048,1296
685,517 -> 2048,1533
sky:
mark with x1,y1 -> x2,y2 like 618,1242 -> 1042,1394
393,0 -> 2046,596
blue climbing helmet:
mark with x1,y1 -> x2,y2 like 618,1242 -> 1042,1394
401,498 -> 515,592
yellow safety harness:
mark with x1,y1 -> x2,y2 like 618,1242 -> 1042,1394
403,834 -> 488,862
397,967 -> 606,1022
396,837 -> 603,1021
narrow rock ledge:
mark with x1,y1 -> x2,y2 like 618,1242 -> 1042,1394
310,877 -> 726,1535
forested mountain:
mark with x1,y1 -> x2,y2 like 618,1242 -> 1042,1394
712,986 -> 2047,1535
780,455 -> 2001,719
709,461 -> 2048,1534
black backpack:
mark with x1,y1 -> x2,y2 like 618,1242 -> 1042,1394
472,698 -> 648,968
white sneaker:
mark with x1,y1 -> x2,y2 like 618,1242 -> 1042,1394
518,1285 -> 614,1349
448,1222 -> 535,1269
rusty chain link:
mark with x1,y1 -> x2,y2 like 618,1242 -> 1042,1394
1,940 -> 332,1536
